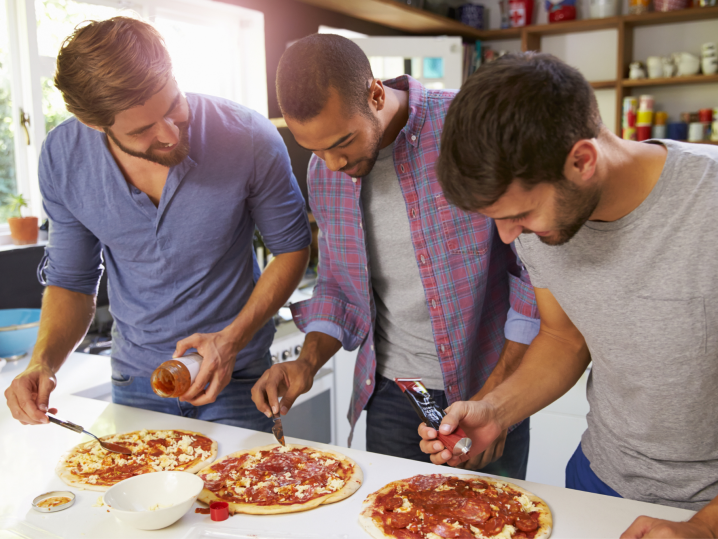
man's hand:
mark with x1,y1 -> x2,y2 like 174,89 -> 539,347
174,329 -> 240,406
621,516 -> 716,539
251,360 -> 315,417
418,400 -> 504,467
453,429 -> 508,471
5,364 -> 58,425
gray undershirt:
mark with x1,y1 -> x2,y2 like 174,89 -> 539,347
361,142 -> 444,390
515,140 -> 718,510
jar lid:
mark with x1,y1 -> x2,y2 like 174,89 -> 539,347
210,501 -> 229,521
32,491 -> 75,513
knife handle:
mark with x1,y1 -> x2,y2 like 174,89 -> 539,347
47,414 -> 84,434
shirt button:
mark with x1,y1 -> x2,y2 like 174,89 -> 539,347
133,188 -> 140,194
359,222 -> 362,229
352,177 -> 357,183
441,344 -> 446,352
366,378 -> 372,386
371,345 -> 375,351
448,385 -> 452,391
411,208 -> 417,218
411,135 -> 417,141
431,299 -> 437,308
400,165 -> 405,173
420,255 -> 426,264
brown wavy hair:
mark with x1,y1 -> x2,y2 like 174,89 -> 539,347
54,16 -> 173,128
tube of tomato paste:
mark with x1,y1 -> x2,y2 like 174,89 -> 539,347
395,378 -> 472,457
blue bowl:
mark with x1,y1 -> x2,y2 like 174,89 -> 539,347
0,309 -> 41,359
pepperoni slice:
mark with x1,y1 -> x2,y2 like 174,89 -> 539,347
384,496 -> 404,510
409,474 -> 447,490
387,512 -> 413,529
391,529 -> 423,539
504,500 -> 523,514
515,515 -> 539,532
431,522 -> 466,538
483,516 -> 506,536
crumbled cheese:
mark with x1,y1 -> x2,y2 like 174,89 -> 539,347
295,485 -> 312,497
515,493 -> 534,512
239,477 -> 251,488
91,496 -> 105,508
435,484 -> 455,491
469,524 -> 517,539
326,477 -> 344,492
178,454 -> 192,463
395,497 -> 412,513
255,481 -> 272,489
284,472 -> 292,479
426,534 -> 443,539
234,486 -> 246,496
276,445 -> 290,453
324,459 -> 336,466
87,475 -> 99,484
204,472 -> 221,481
310,452 -> 322,458
490,505 -> 499,511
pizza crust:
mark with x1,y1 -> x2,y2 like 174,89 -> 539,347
197,443 -> 363,515
55,429 -> 217,492
359,473 -> 552,539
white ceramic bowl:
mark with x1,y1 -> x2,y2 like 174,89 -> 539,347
103,471 -> 203,530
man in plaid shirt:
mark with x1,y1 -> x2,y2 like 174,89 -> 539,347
252,34 -> 539,478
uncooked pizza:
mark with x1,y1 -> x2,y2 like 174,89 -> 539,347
197,443 -> 363,514
56,429 -> 217,491
359,474 -> 552,539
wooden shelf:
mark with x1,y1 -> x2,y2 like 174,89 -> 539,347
294,1 -> 718,40
623,74 -> 718,87
591,80 -> 618,89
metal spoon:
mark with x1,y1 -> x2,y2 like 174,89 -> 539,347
47,414 -> 132,455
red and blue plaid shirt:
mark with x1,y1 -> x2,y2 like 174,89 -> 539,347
291,76 -> 539,441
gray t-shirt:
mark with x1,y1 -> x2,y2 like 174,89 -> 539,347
361,142 -> 444,390
515,140 -> 718,510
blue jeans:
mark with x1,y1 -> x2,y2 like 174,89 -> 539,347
365,374 -> 531,479
111,353 -> 273,432
566,443 -> 623,498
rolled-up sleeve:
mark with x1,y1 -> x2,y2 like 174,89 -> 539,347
247,113 -> 311,255
37,141 -> 103,295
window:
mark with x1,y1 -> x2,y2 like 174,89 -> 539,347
1,0 -> 266,231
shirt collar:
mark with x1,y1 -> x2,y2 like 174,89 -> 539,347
381,75 -> 427,149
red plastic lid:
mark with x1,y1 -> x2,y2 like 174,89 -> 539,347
210,501 -> 229,521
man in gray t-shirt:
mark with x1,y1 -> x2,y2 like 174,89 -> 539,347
419,52 -> 718,537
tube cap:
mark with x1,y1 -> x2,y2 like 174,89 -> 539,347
210,501 -> 229,521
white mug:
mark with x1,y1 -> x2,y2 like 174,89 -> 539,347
702,56 -> 718,76
702,42 -> 717,57
662,57 -> 676,78
646,56 -> 663,79
674,52 -> 701,76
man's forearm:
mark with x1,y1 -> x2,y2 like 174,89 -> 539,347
485,329 -> 590,430
31,285 -> 97,373
691,495 -> 718,537
471,340 -> 529,402
224,247 -> 310,351
296,331 -> 342,376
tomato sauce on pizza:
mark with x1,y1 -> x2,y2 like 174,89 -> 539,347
58,429 -> 215,488
363,474 -> 552,539
200,446 -> 355,506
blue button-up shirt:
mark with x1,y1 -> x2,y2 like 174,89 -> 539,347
38,94 -> 311,376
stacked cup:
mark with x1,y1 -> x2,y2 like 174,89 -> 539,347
622,97 -> 638,140
636,95 -> 654,142
653,111 -> 668,138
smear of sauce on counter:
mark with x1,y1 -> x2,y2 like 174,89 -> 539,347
195,507 -> 211,514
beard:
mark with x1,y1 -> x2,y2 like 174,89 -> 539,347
105,119 -> 191,168
532,180 -> 601,247
339,116 -> 384,178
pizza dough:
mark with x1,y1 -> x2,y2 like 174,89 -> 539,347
56,429 -> 217,491
359,473 -> 552,539
197,443 -> 363,515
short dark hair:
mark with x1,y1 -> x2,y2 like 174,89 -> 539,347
438,52 -> 602,211
276,33 -> 373,122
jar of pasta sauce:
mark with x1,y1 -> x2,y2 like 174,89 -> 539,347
151,353 -> 203,398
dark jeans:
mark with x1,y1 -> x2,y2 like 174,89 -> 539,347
366,373 -> 530,479
111,353 -> 273,432
566,443 -> 622,498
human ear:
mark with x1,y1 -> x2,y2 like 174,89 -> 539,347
370,79 -> 386,112
564,139 -> 598,186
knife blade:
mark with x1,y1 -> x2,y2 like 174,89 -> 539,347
272,413 -> 286,446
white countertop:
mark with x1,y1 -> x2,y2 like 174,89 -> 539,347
0,353 -> 695,539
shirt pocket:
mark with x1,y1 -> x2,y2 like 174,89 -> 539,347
434,193 -> 491,256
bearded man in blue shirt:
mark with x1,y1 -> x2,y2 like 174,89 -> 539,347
4,17 -> 311,430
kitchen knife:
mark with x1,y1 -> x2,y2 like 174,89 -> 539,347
272,413 -> 286,446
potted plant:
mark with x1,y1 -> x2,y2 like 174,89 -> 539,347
5,193 -> 38,245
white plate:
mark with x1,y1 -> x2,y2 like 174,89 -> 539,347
103,471 -> 203,530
